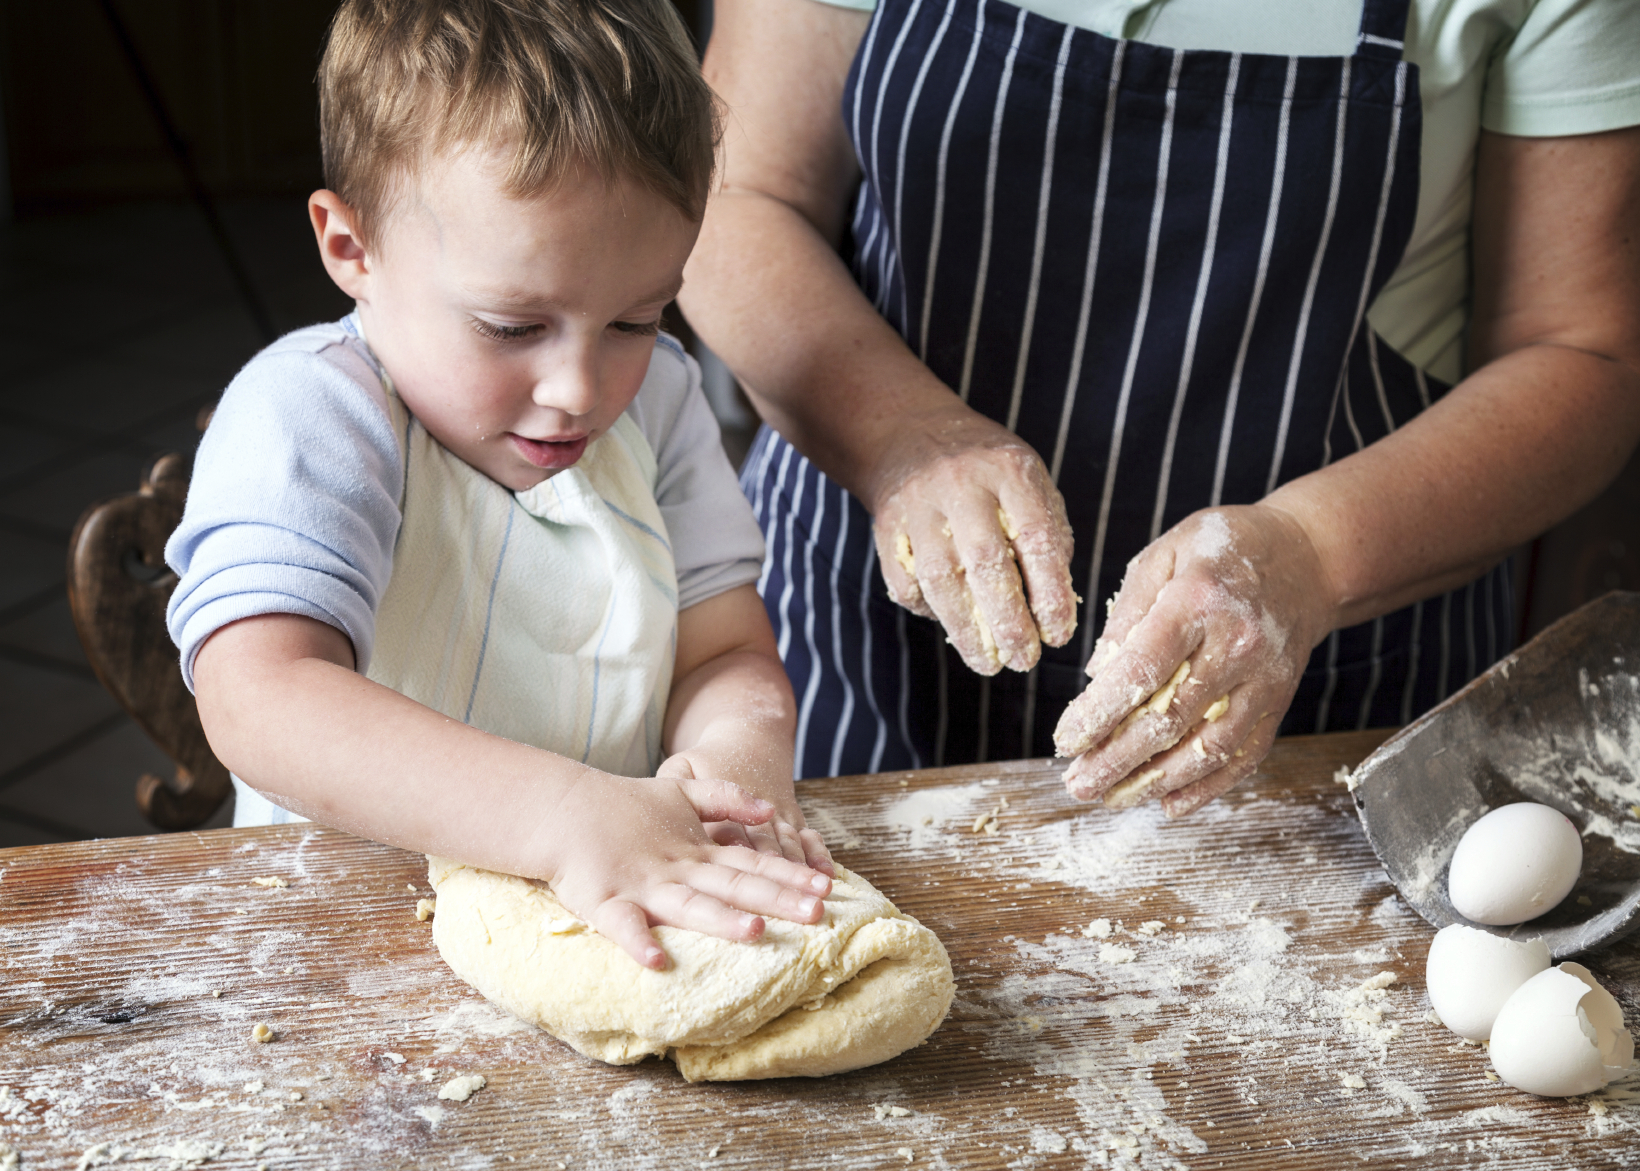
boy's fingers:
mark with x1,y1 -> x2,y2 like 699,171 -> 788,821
712,841 -> 833,899
705,820 -> 754,850
645,883 -> 767,942
798,827 -> 835,876
679,777 -> 774,826
655,754 -> 695,781
590,899 -> 669,970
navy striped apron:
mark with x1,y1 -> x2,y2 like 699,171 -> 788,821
743,0 -> 1513,778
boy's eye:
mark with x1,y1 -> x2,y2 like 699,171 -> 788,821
612,319 -> 662,337
472,319 -> 542,342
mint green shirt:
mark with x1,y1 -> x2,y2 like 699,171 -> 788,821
803,0 -> 1640,383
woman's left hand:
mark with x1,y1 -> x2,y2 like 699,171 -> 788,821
1052,504 -> 1337,817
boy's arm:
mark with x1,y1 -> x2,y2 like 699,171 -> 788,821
193,612 -> 831,969
661,583 -> 834,875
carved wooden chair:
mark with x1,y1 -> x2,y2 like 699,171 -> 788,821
67,450 -> 231,830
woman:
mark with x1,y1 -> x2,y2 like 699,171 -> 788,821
679,0 -> 1640,813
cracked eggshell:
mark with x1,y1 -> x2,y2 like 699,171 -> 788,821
1424,924 -> 1550,1041
1488,963 -> 1634,1097
1447,802 -> 1581,926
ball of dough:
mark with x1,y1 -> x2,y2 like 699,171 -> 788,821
426,858 -> 956,1081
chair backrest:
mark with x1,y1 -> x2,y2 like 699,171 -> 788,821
66,453 -> 230,830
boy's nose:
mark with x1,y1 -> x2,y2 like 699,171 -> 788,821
531,352 -> 601,418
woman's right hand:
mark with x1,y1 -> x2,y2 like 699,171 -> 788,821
866,402 -> 1078,675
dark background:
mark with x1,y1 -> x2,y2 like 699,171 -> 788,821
0,0 -> 1632,847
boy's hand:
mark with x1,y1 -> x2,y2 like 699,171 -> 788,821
657,751 -> 834,877
544,768 -> 833,971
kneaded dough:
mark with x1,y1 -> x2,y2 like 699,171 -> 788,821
426,858 -> 956,1082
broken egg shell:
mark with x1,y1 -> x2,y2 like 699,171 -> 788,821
1424,924 -> 1550,1041
1488,963 -> 1634,1097
1447,802 -> 1581,926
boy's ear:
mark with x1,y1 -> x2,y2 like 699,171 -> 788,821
309,190 -> 372,300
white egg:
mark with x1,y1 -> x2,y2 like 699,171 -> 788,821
1489,963 -> 1634,1097
1447,802 -> 1581,925
1424,924 -> 1549,1041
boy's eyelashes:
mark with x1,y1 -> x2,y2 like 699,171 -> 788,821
471,319 -> 542,342
468,317 -> 662,342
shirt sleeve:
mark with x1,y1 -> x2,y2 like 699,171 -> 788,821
1482,0 -> 1640,136
165,330 -> 404,691
628,337 -> 766,611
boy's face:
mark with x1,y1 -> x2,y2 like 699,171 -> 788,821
311,150 -> 699,492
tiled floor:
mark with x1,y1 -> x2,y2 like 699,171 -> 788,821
0,194 -> 759,850
0,196 -> 354,846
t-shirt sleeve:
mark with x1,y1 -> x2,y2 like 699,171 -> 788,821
629,337 -> 766,611
164,334 -> 404,691
1482,0 -> 1640,136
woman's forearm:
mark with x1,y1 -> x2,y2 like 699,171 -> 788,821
1271,127 -> 1640,633
1268,339 -> 1640,632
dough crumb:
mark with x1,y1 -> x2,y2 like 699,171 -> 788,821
416,899 -> 437,922
438,1074 -> 488,1102
289,1091 -> 303,1102
1099,944 -> 1136,965
1082,918 -> 1113,939
1577,895 -> 1593,906
1333,766 -> 1358,792
1203,695 -> 1230,722
242,1080 -> 264,1094
1483,1072 -> 1500,1082
1136,921 -> 1166,936
250,876 -> 288,889
873,1104 -> 913,1119
251,1023 -> 275,1043
707,1143 -> 722,1157
1590,1100 -> 1610,1116
0,1143 -> 17,1171
543,916 -> 584,935
384,1052 -> 407,1065
1339,1073 -> 1366,1090
896,1149 -> 914,1164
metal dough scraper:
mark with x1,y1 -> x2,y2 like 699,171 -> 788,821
1351,591 -> 1640,959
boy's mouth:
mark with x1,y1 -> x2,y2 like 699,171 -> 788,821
509,432 -> 589,470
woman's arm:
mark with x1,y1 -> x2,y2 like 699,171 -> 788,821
192,612 -> 830,967
680,0 -> 1078,675
1056,125 -> 1640,815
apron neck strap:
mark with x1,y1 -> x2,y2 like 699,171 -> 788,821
1355,0 -> 1411,60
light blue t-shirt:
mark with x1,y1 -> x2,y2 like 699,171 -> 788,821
165,315 -> 765,692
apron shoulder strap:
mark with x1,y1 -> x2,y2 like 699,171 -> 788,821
1355,0 -> 1412,60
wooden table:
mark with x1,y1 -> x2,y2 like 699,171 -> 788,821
1,731 -> 1636,1170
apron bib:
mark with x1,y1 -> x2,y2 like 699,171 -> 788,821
233,375 -> 678,825
745,0 -> 1511,777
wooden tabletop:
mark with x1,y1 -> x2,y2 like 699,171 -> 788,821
1,730 -> 1636,1170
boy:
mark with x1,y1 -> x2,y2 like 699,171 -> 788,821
166,0 -> 832,971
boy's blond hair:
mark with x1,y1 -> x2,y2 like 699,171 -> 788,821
319,0 -> 716,247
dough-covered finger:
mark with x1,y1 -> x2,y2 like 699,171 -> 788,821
1054,611 -> 1200,761
995,483 -> 1076,649
946,504 -> 1040,673
908,519 -> 1004,675
872,521 -> 935,618
1160,712 -> 1282,818
1090,688 -> 1248,809
588,898 -> 668,970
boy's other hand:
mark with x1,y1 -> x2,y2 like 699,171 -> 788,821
658,752 -> 834,877
544,768 -> 833,971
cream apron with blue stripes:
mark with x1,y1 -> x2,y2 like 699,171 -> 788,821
232,387 -> 678,825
